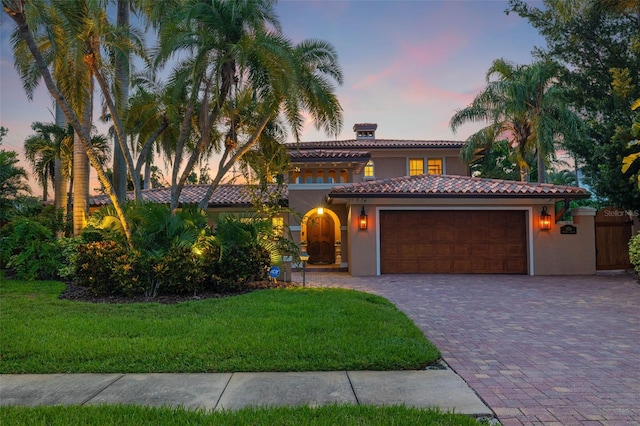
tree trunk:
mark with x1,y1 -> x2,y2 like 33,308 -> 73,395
73,81 -> 92,236
54,103 -> 67,215
537,150 -> 547,183
112,0 -> 129,202
144,157 -> 151,189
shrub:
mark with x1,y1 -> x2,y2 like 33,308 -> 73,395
214,244 -> 271,291
630,232 -> 640,276
3,218 -> 62,280
154,246 -> 207,295
76,241 -> 145,296
56,237 -> 83,280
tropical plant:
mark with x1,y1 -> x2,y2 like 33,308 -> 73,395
148,0 -> 343,213
450,59 -> 583,183
2,217 -> 62,280
508,0 -> 640,208
0,129 -> 31,223
630,232 -> 640,276
5,0 -> 146,243
621,99 -> 640,189
23,122 -> 73,203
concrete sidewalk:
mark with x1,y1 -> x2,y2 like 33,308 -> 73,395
0,370 -> 492,416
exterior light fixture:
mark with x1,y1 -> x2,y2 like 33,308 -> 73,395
300,251 -> 310,287
359,206 -> 368,230
539,206 -> 551,231
317,207 -> 324,215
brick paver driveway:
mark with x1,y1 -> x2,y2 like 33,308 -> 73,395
298,272 -> 640,425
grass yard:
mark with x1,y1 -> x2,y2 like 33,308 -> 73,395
0,404 -> 490,425
0,280 -> 439,373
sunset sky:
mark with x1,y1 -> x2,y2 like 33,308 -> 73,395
0,0 -> 545,194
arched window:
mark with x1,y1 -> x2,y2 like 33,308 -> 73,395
316,170 -> 325,183
304,170 -> 313,183
328,170 -> 337,183
340,169 -> 348,183
364,161 -> 375,178
292,169 -> 301,184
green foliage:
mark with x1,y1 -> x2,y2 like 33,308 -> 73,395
0,131 -> 31,222
214,244 -> 271,291
2,218 -> 60,280
630,233 -> 640,276
56,237 -> 83,280
75,241 -> 143,296
621,99 -> 640,189
508,0 -> 640,207
154,246 -> 207,295
451,58 -> 583,183
76,206 -> 277,297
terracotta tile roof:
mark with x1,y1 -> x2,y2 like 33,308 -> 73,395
289,149 -> 371,162
90,184 -> 288,208
285,139 -> 464,150
329,174 -> 590,199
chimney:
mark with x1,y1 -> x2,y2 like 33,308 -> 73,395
353,123 -> 377,140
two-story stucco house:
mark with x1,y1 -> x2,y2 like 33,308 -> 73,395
285,123 -> 593,276
91,122 -> 596,277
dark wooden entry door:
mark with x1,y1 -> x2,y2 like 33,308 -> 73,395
307,213 -> 335,264
595,207 -> 633,270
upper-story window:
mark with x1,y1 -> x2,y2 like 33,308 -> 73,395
409,158 -> 424,176
328,170 -> 336,183
340,169 -> 348,183
428,158 -> 443,175
364,161 -> 375,178
316,170 -> 325,183
292,169 -> 301,184
304,170 -> 313,183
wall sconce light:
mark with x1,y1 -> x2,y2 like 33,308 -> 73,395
317,207 -> 324,215
359,206 -> 368,230
539,206 -> 551,231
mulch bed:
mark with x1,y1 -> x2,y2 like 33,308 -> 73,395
59,280 -> 298,304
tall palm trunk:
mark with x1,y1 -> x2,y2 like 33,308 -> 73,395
73,80 -> 92,236
537,150 -> 547,183
143,155 -> 151,189
54,103 -> 68,214
112,0 -> 129,202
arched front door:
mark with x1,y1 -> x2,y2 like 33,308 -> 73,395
307,212 -> 335,264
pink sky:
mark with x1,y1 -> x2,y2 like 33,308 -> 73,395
0,0 -> 545,195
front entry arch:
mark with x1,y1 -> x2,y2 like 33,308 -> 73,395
301,208 -> 342,265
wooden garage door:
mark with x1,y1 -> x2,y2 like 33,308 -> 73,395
380,210 -> 527,274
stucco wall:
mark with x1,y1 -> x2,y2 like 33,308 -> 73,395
532,207 -> 596,275
347,204 -> 378,276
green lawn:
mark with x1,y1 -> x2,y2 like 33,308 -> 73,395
0,404 -> 490,425
0,280 -> 439,373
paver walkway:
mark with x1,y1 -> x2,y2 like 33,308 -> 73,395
294,272 -> 640,426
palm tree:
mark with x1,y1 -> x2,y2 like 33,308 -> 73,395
5,0 -> 143,244
151,0 -> 343,212
23,122 -> 71,202
450,59 -> 583,183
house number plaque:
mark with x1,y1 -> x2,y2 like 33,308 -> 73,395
560,225 -> 577,235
